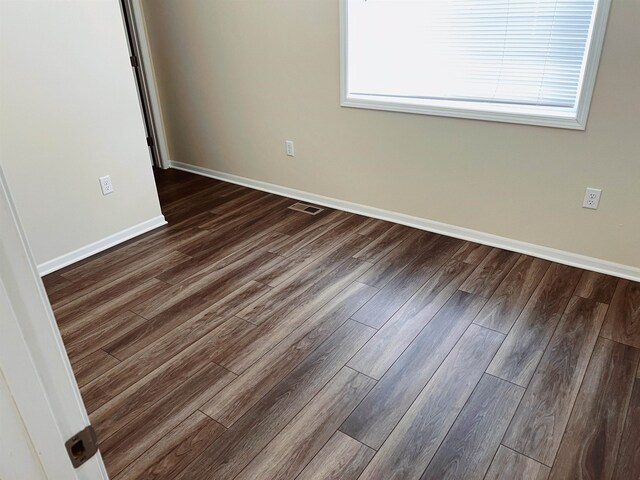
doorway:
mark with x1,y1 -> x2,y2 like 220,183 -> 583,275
120,0 -> 166,169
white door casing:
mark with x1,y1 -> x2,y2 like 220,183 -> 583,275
0,165 -> 109,479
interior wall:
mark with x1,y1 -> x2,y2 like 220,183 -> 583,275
0,0 -> 163,267
141,0 -> 640,269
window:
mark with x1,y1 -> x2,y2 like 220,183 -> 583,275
340,0 -> 611,129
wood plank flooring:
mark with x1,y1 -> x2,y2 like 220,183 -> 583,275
44,167 -> 640,480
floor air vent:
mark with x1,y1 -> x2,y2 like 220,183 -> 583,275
288,202 -> 324,215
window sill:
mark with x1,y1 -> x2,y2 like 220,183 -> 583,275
341,95 -> 587,130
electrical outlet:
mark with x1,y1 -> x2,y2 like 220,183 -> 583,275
582,187 -> 601,210
285,140 -> 295,157
99,175 -> 114,195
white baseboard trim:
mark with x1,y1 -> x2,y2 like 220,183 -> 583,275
170,160 -> 640,282
37,215 -> 167,276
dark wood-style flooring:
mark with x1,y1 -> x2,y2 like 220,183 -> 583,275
43,168 -> 640,480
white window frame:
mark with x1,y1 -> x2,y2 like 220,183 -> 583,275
339,0 -> 612,130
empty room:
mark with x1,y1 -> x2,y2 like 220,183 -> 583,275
1,0 -> 639,479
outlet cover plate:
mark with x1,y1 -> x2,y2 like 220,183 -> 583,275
582,187 -> 601,210
99,175 -> 114,195
285,140 -> 295,157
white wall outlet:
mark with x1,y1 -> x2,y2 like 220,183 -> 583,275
582,187 -> 601,210
285,140 -> 295,157
99,175 -> 114,195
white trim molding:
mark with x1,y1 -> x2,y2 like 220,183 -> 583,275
37,215 -> 166,276
1,165 -> 110,479
128,0 -> 171,169
171,160 -> 640,282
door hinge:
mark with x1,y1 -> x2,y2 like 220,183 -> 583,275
146,136 -> 154,147
65,425 -> 98,468
130,55 -> 139,68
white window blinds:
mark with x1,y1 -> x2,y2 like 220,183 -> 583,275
346,0 -> 599,111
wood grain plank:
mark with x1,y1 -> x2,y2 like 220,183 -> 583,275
216,183 -> 247,197
354,222 -> 416,264
136,248 -> 280,324
347,261 -> 474,379
296,431 -> 375,480
42,273 -> 73,296
215,259 -> 372,374
575,270 -> 619,304
341,291 -> 488,448
46,280 -> 77,309
105,280 -> 270,360
549,337 -> 639,480
255,214 -> 369,287
503,296 -> 608,465
613,380 -> 640,479
60,246 -> 191,290
196,191 -> 285,232
50,248 -> 182,316
81,317 -> 253,413
56,227 -> 198,288
236,234 -> 372,324
112,411 -> 225,480
486,263 -> 582,386
61,310 -> 147,362
421,374 -> 524,480
156,230 -> 285,286
451,242 -> 492,265
201,282 -> 377,427
357,324 -> 504,480
164,186 -> 249,223
600,279 -> 640,348
159,189 -> 219,216
173,320 -> 375,480
181,197 -> 294,260
159,210 -> 221,234
70,349 -> 119,388
220,253 -> 370,374
99,362 -> 234,478
208,188 -> 265,214
145,233 -> 281,312
53,277 -> 170,329
267,210 -> 353,257
265,205 -> 329,238
161,181 -> 240,222
473,255 -> 550,333
156,172 -> 216,204
459,248 -> 521,298
351,235 -> 463,328
355,217 -> 391,236
91,343 -> 236,442
235,367 -> 375,480
161,191 -> 224,218
484,446 -> 550,480
158,227 -> 252,266
356,230 -> 434,289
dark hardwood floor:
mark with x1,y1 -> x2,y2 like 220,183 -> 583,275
43,167 -> 640,480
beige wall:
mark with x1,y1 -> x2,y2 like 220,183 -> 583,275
0,0 -> 163,267
142,0 -> 640,269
